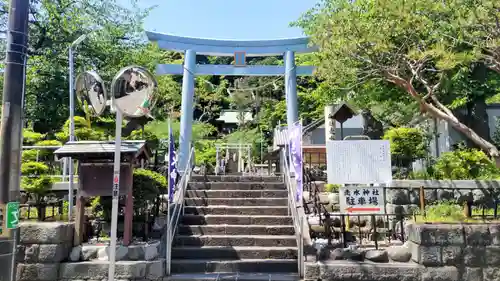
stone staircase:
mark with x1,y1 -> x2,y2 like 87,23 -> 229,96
170,175 -> 298,280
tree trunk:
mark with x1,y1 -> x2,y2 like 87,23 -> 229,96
388,76 -> 500,160
422,101 -> 499,157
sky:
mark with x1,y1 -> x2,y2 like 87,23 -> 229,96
122,0 -> 319,40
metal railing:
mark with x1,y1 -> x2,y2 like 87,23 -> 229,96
165,147 -> 195,275
281,148 -> 304,277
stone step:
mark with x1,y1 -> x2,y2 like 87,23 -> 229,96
187,190 -> 288,199
184,198 -> 288,207
165,273 -> 299,281
170,259 -> 298,274
181,215 -> 293,226
56,260 -> 165,280
190,175 -> 282,183
173,235 -> 297,247
178,225 -> 295,236
188,182 -> 286,191
183,206 -> 290,216
171,246 -> 298,260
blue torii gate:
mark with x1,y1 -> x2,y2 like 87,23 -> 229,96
146,32 -> 317,170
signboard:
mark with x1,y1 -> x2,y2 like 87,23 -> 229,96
339,186 -> 385,214
6,202 -> 19,229
326,140 -> 391,184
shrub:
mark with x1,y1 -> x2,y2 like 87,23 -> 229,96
21,161 -> 54,221
433,147 -> 500,180
133,169 -> 167,208
127,129 -> 159,150
22,149 -> 39,163
325,183 -> 341,193
23,129 -> 45,145
34,140 -> 63,162
383,127 -> 427,165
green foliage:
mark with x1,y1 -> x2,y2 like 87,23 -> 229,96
433,148 -> 500,179
325,183 -> 340,193
21,161 -> 54,216
383,127 -> 428,163
126,129 -> 159,150
56,117 -> 106,142
194,140 -> 218,167
23,129 -> 45,145
223,128 -> 267,162
22,150 -> 39,163
413,201 -> 497,223
133,169 -> 167,207
293,0 -> 500,153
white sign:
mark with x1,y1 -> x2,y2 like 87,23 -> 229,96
327,140 -> 391,184
339,186 -> 385,214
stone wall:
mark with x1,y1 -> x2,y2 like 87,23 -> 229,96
305,223 -> 500,281
16,222 -> 74,281
16,222 -> 165,281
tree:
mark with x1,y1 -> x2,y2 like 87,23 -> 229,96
0,0 -> 183,133
441,0 -> 500,74
294,0 -> 500,157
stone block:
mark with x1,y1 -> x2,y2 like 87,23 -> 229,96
81,245 -> 100,261
304,263 -> 320,280
490,224 -> 500,245
421,266 -> 459,281
464,268 -> 483,281
416,245 -> 442,266
483,267 -> 500,281
144,243 -> 159,261
146,259 -> 165,279
69,246 -> 82,262
316,262 -> 421,281
59,261 -> 147,279
24,243 -> 70,263
441,246 -> 463,265
16,245 -> 25,263
20,222 -> 74,244
38,243 -> 70,263
387,189 -> 410,205
464,224 -> 491,246
463,246 -> 486,267
485,246 -> 500,266
408,224 -> 464,246
97,245 -> 128,261
387,245 -> 411,262
16,263 -> 59,281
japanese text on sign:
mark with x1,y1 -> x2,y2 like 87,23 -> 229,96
339,186 -> 385,214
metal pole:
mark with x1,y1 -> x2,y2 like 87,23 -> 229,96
67,46 -> 75,221
67,33 -> 88,221
0,1 -> 29,281
108,110 -> 122,281
166,119 -> 171,275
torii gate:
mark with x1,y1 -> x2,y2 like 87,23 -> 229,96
146,32 -> 317,170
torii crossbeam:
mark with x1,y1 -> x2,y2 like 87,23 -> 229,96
146,31 -> 317,170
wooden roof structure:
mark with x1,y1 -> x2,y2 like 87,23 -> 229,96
54,140 -> 151,162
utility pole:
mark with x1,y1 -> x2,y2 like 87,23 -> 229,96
0,0 -> 30,281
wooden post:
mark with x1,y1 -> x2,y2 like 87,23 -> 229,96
123,164 -> 134,246
73,193 -> 85,246
419,186 -> 426,217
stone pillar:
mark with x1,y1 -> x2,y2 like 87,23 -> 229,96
285,51 -> 298,126
324,105 -> 336,142
178,49 -> 196,171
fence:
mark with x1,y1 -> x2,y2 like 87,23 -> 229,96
306,179 -> 500,250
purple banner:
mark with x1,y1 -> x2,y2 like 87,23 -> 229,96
168,125 -> 177,203
289,122 -> 303,202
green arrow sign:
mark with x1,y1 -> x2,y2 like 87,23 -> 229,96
6,202 -> 19,229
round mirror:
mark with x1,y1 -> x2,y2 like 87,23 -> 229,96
75,71 -> 108,116
110,66 -> 158,118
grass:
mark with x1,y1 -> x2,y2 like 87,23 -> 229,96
411,201 -> 500,223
